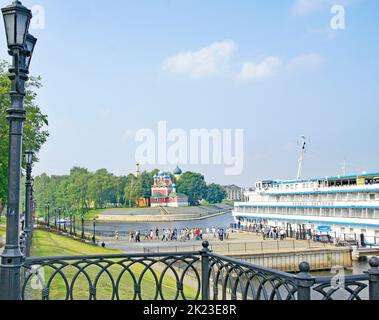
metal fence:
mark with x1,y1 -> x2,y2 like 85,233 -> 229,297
144,239 -> 326,254
19,241 -> 379,301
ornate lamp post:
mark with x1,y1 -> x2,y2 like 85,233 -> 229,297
81,210 -> 85,239
63,209 -> 66,232
0,0 -> 36,300
69,211 -> 73,235
24,149 -> 33,241
58,208 -> 61,231
73,213 -> 76,236
92,218 -> 96,244
46,202 -> 50,228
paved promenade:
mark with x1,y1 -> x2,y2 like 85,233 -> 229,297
101,231 -> 336,255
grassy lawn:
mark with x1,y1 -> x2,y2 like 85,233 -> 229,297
0,226 -> 5,247
0,225 -> 5,238
27,230 -> 199,300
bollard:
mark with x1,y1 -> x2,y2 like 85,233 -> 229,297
368,256 -> 379,300
200,241 -> 211,300
295,262 -> 314,300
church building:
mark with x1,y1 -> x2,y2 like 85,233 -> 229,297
150,167 -> 189,207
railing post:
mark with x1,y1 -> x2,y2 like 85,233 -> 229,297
295,262 -> 314,300
201,241 -> 211,301
368,257 -> 379,300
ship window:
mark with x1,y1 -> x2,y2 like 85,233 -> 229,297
361,229 -> 367,234
350,228 -> 354,233
370,194 -> 375,200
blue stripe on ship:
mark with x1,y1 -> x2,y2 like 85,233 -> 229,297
233,214 -> 379,228
265,188 -> 379,196
235,204 -> 379,209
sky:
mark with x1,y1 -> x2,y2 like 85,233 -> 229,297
1,0 -> 378,187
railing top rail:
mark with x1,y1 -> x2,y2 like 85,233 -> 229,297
24,251 -> 201,265
207,251 -> 297,281
314,274 -> 370,284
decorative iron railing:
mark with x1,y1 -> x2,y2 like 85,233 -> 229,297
20,242 -> 379,301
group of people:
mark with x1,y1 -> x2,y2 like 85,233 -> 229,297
260,226 -> 287,240
242,222 -> 316,241
123,226 -> 232,243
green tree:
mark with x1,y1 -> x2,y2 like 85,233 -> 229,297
124,174 -> 141,207
177,172 -> 207,206
205,183 -> 227,204
88,169 -> 116,209
140,171 -> 153,199
0,60 -> 49,212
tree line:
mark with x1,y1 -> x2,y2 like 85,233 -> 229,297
33,168 -> 227,214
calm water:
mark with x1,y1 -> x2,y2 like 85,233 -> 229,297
311,260 -> 370,276
84,212 -> 235,232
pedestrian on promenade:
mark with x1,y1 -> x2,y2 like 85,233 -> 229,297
156,228 -> 159,240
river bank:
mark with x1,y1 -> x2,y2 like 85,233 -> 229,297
95,204 -> 232,223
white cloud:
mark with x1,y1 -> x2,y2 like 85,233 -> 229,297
237,53 -> 323,82
238,57 -> 283,81
162,40 -> 238,77
286,53 -> 324,71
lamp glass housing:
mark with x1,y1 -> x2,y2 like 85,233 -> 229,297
2,1 -> 32,48
24,149 -> 33,165
25,33 -> 37,69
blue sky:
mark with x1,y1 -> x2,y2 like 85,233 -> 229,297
1,0 -> 378,187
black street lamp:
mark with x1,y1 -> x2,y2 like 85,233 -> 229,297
92,218 -> 96,244
73,214 -> 76,236
58,208 -> 61,231
46,202 -> 50,228
0,0 -> 35,300
24,149 -> 33,241
54,209 -> 57,229
69,212 -> 73,235
63,209 -> 66,232
81,209 -> 85,239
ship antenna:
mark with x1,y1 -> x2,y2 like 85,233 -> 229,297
342,159 -> 347,176
297,136 -> 307,180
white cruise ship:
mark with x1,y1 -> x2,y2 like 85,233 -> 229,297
233,172 -> 379,245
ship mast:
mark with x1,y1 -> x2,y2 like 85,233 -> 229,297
297,136 -> 307,180
342,159 -> 347,176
